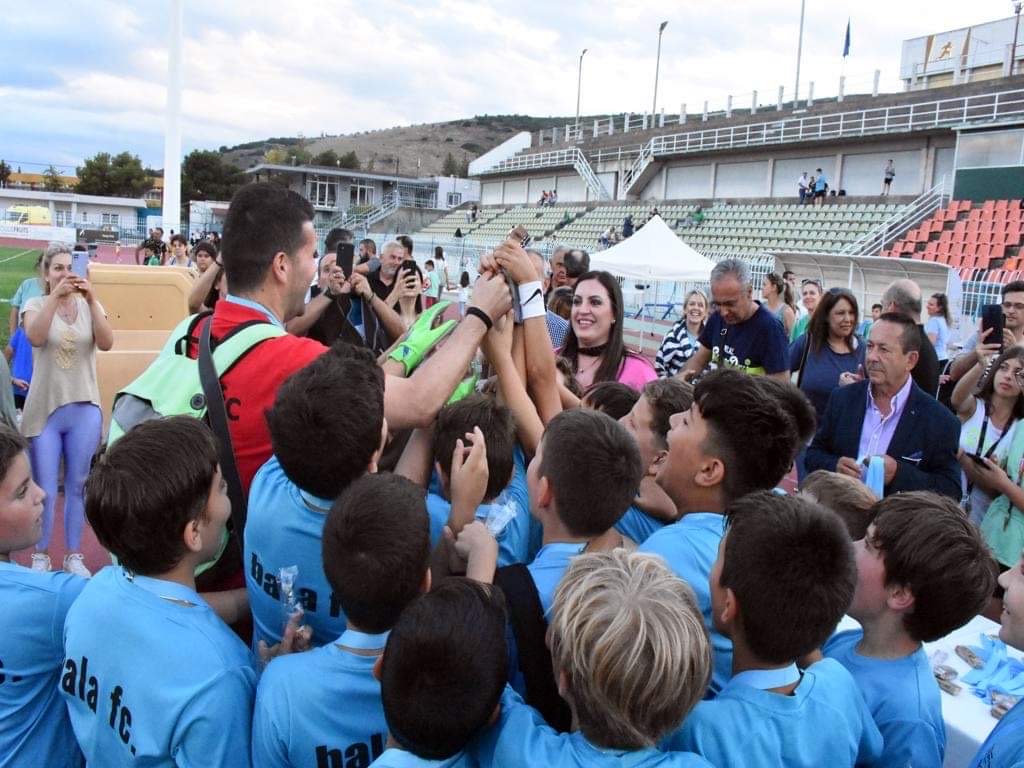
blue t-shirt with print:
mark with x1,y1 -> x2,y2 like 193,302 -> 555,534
698,305 -> 789,376
253,629 -> 388,768
61,567 -> 256,768
0,562 -> 85,768
245,456 -> 347,649
969,696 -> 1024,768
788,334 -> 865,421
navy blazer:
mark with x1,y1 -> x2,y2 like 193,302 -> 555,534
805,378 -> 961,499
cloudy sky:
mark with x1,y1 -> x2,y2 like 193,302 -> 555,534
1,0 -> 1014,173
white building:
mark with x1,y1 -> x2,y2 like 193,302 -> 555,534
0,188 -> 148,230
901,14 -> 1024,88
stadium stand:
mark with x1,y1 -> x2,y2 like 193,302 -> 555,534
417,206 -> 508,237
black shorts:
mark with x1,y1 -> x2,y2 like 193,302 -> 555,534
813,189 -> 825,198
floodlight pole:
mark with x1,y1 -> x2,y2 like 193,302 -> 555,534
653,22 -> 668,121
162,0 -> 183,236
575,48 -> 588,141
794,0 -> 806,104
1012,2 -> 1022,76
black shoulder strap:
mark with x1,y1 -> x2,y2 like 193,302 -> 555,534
199,319 -> 248,547
495,564 -> 572,732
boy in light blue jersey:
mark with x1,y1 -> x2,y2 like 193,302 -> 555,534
638,369 -> 816,695
0,424 -> 84,768
615,378 -> 693,545
970,550 -> 1024,767
245,344 -> 387,649
62,418 -> 258,767
369,578 -> 509,768
664,491 -> 883,766
253,473 -> 431,768
473,550 -> 714,767
825,491 -> 994,768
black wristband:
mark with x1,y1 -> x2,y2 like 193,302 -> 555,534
465,306 -> 493,331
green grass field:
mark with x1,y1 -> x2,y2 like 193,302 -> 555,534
1,245 -> 42,350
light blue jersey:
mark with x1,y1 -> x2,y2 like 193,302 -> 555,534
426,445 -> 540,567
637,512 -> 730,694
369,747 -> 473,768
825,629 -> 945,768
969,697 -> 1024,768
526,541 -> 587,618
253,629 -> 388,768
0,562 -> 84,768
61,566 -> 256,767
664,659 -> 883,767
245,456 -> 347,649
615,504 -> 666,545
475,687 -> 713,768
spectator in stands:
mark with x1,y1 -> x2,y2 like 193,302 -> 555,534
805,313 -> 961,499
679,259 -> 790,381
790,278 -> 823,340
622,215 -> 635,238
21,242 -> 114,576
951,346 -> 1024,525
284,251 -> 363,348
655,289 -> 709,378
798,171 -> 810,204
813,168 -> 828,206
167,233 -> 190,267
563,248 -> 590,288
882,159 -> 896,195
881,279 -> 941,395
549,190 -> 558,204
562,270 -> 657,391
599,226 -> 613,248
950,281 -> 1024,385
761,272 -> 797,337
925,292 -> 952,369
8,252 -> 44,337
539,191 -> 549,206
470,203 -> 479,222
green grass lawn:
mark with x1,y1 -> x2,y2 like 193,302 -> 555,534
0,246 -> 42,350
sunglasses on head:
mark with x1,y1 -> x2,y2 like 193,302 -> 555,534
801,279 -> 823,289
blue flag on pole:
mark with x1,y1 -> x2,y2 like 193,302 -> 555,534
843,19 -> 851,57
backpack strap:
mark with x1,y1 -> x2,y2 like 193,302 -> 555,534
495,564 -> 573,732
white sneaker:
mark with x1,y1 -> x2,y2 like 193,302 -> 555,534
63,553 -> 92,578
30,553 -> 51,572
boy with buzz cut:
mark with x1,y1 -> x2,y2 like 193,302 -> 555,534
245,343 -> 387,650
639,368 -> 816,695
824,491 -> 995,768
0,424 -> 84,768
664,491 -> 883,766
252,473 -> 431,768
369,578 -> 509,768
473,549 -> 715,767
63,417 -> 256,767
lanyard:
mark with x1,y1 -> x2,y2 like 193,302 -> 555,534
967,402 -> 1014,500
730,663 -> 801,690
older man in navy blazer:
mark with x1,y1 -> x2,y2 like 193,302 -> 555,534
805,312 -> 961,499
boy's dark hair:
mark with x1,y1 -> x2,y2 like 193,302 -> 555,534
582,381 -> 639,421
221,183 -> 314,293
539,409 -> 643,536
721,491 -> 855,663
694,369 -> 816,502
425,259 -> 435,269
193,240 -> 217,259
1003,281 -> 1024,297
266,343 -> 385,499
433,394 -> 514,502
871,303 -> 883,311
643,378 -> 694,448
325,227 -> 354,252
0,424 -> 28,484
397,234 -> 413,256
800,470 -> 878,540
869,492 -> 995,642
170,233 -> 187,246
322,473 -> 430,633
381,579 -> 507,759
86,417 -> 218,575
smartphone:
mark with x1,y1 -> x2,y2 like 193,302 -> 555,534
400,259 -> 419,279
336,243 -> 354,277
981,303 -> 1005,352
967,452 -> 989,466
71,249 -> 89,279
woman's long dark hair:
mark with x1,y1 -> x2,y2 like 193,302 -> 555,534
977,347 -> 1024,422
764,272 -> 796,312
807,288 -> 859,354
562,270 -> 637,386
932,292 -> 951,324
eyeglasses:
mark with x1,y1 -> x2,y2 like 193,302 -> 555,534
801,279 -> 823,289
1003,301 -> 1024,312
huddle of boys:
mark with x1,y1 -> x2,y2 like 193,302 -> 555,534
0,234 -> 1015,768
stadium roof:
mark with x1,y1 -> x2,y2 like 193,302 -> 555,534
245,163 -> 437,186
0,187 -> 148,208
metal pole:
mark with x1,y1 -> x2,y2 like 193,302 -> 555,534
1012,3 -> 1022,77
794,0 -> 806,104
575,48 -> 588,141
162,0 -> 183,236
653,21 -> 668,120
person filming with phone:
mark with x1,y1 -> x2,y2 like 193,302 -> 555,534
948,281 -> 1024,384
19,242 -> 114,578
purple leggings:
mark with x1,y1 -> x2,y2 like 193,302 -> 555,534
30,402 -> 101,552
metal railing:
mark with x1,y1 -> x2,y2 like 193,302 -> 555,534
487,148 -> 584,174
838,177 -> 949,257
572,151 -> 611,201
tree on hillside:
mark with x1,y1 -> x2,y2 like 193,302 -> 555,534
459,157 -> 470,177
0,160 -> 11,188
313,149 -> 338,166
43,165 -> 64,192
337,151 -> 360,170
441,152 -> 459,176
264,147 -> 289,164
76,151 -> 150,197
182,150 -> 245,202
286,146 -> 312,166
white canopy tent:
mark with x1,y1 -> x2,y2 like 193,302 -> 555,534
589,215 -> 717,282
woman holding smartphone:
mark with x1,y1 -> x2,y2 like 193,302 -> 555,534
20,242 -> 113,577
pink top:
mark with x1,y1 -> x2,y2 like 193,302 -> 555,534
617,354 -> 658,391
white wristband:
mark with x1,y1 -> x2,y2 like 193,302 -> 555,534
517,281 -> 545,320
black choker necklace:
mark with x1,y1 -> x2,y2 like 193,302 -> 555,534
578,342 -> 608,357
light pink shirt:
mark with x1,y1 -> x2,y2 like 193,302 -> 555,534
857,375 -> 914,460
617,355 -> 658,391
